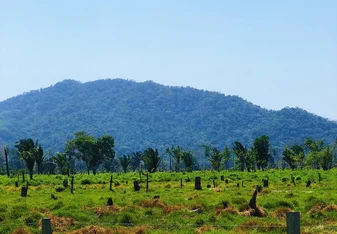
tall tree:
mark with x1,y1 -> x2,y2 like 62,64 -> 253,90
119,155 -> 131,173
221,146 -> 232,170
181,151 -> 195,172
15,138 -> 37,179
166,146 -> 183,172
4,146 -> 10,177
65,132 -> 115,175
304,138 -> 325,169
253,135 -> 271,170
34,141 -> 45,174
282,145 -> 305,169
130,151 -> 143,171
202,144 -> 222,171
142,148 -> 161,173
52,152 -> 69,175
232,141 -> 247,171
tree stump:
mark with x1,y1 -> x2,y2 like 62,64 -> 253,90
194,177 -> 202,190
306,180 -> 311,187
291,176 -> 296,186
15,181 -> 19,187
237,183 -> 240,187
249,190 -> 258,209
21,183 -> 28,197
134,181 -> 140,191
220,175 -> 224,181
256,185 -> 263,193
225,179 -> 229,184
263,179 -> 269,187
63,179 -> 68,188
107,198 -> 113,206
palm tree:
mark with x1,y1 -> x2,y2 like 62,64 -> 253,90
119,155 -> 131,173
142,148 -> 161,173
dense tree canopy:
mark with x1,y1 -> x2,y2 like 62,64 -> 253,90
0,79 -> 336,155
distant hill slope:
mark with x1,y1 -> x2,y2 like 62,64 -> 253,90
0,79 -> 336,153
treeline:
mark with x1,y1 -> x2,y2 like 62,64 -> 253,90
0,132 -> 336,178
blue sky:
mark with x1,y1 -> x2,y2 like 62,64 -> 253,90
1,1 -> 336,120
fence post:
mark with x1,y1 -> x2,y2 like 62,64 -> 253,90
42,218 -> 52,234
146,173 -> 149,192
286,212 -> 300,234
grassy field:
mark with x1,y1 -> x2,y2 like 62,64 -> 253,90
1,169 -> 337,233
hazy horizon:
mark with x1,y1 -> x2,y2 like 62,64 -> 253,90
1,1 -> 336,120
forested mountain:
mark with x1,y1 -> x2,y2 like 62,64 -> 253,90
0,79 -> 336,154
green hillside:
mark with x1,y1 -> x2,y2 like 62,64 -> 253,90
0,79 -> 336,153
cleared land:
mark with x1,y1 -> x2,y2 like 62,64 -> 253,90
1,169 -> 337,233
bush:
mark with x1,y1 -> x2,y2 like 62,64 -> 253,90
194,218 -> 205,227
55,186 -> 66,192
24,212 -> 42,227
81,179 -> 92,185
120,213 -> 134,226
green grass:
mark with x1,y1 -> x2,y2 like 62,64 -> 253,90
0,169 -> 337,233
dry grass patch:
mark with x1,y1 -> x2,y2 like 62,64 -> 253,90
41,213 -> 76,232
322,204 -> 337,212
12,228 -> 31,234
90,205 -> 121,217
188,193 -> 200,200
68,225 -> 147,234
139,199 -> 166,208
215,206 -> 238,216
236,220 -> 284,233
307,202 -> 325,215
195,225 -> 216,233
238,206 -> 267,217
272,207 -> 293,220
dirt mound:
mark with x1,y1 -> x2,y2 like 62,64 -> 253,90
307,202 -> 325,215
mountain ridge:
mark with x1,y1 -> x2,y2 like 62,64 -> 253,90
0,78 -> 336,154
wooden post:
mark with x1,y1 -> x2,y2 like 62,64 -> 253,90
70,176 -> 74,194
286,212 -> 300,234
42,218 -> 52,234
110,175 -> 113,191
194,177 -> 202,190
4,148 -> 9,177
241,180 -> 244,187
146,173 -> 149,193
213,179 -> 216,188
318,173 -> 321,182
220,175 -> 224,181
22,171 -> 25,182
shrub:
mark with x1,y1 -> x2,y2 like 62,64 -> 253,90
194,218 -> 205,227
81,179 -> 92,185
120,213 -> 134,226
55,186 -> 66,192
